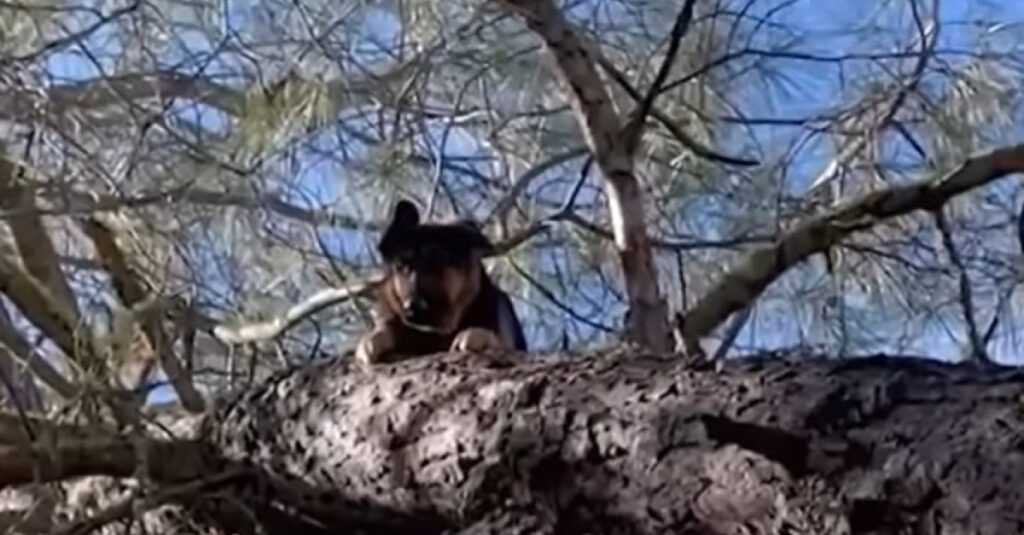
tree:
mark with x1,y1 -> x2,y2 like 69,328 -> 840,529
1,0 -> 1024,533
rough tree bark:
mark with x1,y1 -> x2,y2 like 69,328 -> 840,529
4,347 -> 1024,534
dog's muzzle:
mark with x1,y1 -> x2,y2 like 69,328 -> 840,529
401,297 -> 449,333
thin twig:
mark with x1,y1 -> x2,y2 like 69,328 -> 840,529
932,209 -> 989,363
484,146 -> 589,226
621,0 -> 698,155
711,306 -> 753,361
981,287 -> 1013,347
596,57 -> 759,167
489,156 -> 594,256
508,260 -> 614,333
426,76 -> 474,219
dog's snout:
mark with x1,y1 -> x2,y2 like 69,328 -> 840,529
402,296 -> 428,317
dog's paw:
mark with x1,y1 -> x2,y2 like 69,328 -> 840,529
450,327 -> 502,353
355,328 -> 394,366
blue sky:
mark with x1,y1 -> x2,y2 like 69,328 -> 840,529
25,0 -> 1024,402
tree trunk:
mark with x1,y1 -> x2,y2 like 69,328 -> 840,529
13,347 -> 1024,534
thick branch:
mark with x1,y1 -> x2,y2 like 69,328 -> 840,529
3,185 -> 377,231
680,143 -> 1024,349
498,0 -> 671,350
0,434 -> 204,487
198,346 -> 1024,534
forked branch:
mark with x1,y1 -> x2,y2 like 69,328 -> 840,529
621,0 -> 698,155
498,0 -> 671,349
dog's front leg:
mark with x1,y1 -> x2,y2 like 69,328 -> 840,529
355,325 -> 396,366
450,327 -> 503,353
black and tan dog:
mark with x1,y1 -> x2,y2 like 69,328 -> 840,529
355,199 -> 526,365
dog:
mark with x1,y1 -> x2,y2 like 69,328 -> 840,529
354,199 -> 527,366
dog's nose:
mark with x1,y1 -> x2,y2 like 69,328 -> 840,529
402,297 -> 428,317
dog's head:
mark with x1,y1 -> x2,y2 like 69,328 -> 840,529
377,199 -> 494,334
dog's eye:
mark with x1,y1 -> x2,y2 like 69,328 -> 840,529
392,258 -> 414,273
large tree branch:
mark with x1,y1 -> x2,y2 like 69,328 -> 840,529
0,430 -> 204,488
679,143 -> 1024,351
4,344 -> 1024,533
497,0 -> 671,350
188,347 -> 1024,533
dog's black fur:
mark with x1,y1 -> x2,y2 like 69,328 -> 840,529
355,199 -> 526,365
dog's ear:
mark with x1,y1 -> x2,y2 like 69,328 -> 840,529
454,219 -> 495,258
379,199 -> 420,259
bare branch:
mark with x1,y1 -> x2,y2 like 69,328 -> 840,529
621,0 -> 698,155
212,276 -> 383,345
0,64 -> 414,128
1,185 -> 376,231
680,143 -> 1024,351
597,57 -> 759,167
80,217 -> 149,308
6,0 -> 141,64
932,209 -> 989,363
498,0 -> 671,350
0,72 -> 244,124
484,145 -> 589,227
0,431 -> 204,487
808,2 -> 937,193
